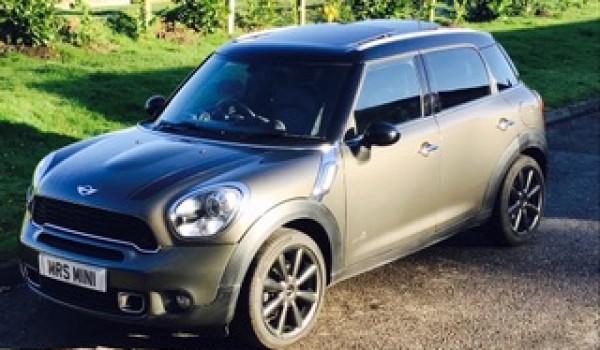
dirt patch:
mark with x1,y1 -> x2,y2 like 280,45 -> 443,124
0,42 -> 58,59
155,20 -> 197,45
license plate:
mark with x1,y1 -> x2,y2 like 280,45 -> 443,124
38,254 -> 107,293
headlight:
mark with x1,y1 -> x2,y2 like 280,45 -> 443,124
168,186 -> 243,238
32,152 -> 55,187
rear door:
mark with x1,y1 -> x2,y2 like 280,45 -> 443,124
422,46 -> 518,229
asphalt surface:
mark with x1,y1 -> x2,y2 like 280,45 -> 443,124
0,113 -> 598,349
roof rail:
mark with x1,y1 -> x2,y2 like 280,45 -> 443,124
356,27 -> 475,51
352,31 -> 395,48
234,26 -> 295,42
349,20 -> 439,49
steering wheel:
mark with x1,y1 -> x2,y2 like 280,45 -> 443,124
214,100 -> 263,122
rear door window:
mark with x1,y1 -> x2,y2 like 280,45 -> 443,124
481,44 -> 520,91
423,47 -> 491,111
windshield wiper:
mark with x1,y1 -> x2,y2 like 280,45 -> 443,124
155,121 -> 324,143
154,121 -> 224,136
236,130 -> 324,142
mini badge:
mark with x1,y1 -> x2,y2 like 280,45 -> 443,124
77,185 -> 98,196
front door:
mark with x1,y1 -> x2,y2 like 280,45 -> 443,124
342,55 -> 441,266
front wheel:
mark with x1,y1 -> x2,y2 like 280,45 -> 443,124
237,228 -> 326,348
490,155 -> 545,246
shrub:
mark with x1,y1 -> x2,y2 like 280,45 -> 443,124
238,0 -> 298,29
107,10 -> 142,39
172,0 -> 227,34
238,0 -> 277,29
321,0 -> 355,22
465,0 -> 586,21
60,0 -> 93,46
466,0 -> 500,21
0,0 -> 60,46
237,0 -> 301,29
450,0 -> 469,23
350,0 -> 420,20
525,0 -> 584,16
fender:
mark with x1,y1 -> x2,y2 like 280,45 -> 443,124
479,130 -> 548,218
218,198 -> 343,322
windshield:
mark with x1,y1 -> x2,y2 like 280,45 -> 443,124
154,54 -> 351,144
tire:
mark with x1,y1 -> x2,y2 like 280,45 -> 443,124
489,155 -> 545,246
235,228 -> 326,349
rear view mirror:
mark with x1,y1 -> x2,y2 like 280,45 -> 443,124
145,95 -> 166,119
362,122 -> 400,147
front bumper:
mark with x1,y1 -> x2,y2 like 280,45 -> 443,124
19,218 -> 239,328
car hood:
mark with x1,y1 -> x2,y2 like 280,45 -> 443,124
36,126 -> 319,210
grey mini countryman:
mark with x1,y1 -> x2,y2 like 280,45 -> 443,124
20,20 -> 546,348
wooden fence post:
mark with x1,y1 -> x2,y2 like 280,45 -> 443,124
228,0 -> 235,35
429,0 -> 437,22
299,0 -> 306,25
140,0 -> 152,30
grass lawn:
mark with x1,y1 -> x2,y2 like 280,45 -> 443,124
0,3 -> 598,259
470,3 -> 600,109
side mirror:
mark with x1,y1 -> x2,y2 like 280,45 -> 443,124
145,95 -> 166,119
362,122 -> 400,147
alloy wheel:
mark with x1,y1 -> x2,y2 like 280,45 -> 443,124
260,246 -> 322,338
507,166 -> 543,234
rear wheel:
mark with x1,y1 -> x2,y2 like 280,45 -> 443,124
490,155 -> 545,246
237,228 -> 326,348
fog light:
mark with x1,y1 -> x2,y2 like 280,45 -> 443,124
176,293 -> 193,310
163,290 -> 194,313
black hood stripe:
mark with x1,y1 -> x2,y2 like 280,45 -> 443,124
129,154 -> 256,200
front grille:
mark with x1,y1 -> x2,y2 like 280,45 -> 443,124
38,233 -> 125,261
32,196 -> 158,251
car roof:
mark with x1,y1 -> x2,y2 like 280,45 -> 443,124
217,20 -> 495,63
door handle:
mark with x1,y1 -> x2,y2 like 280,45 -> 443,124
419,142 -> 439,157
497,118 -> 515,131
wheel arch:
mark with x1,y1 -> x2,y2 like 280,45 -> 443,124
521,146 -> 548,177
283,218 -> 333,285
480,130 -> 548,218
219,198 -> 342,323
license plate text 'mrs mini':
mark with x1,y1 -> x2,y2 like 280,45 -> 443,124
39,254 -> 107,292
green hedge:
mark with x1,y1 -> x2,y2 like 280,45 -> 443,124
0,0 -> 60,46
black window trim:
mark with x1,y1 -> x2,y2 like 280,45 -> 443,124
419,44 -> 496,114
496,43 -> 521,80
480,43 -> 523,94
345,51 -> 430,138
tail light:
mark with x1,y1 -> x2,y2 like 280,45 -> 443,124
532,90 -> 544,118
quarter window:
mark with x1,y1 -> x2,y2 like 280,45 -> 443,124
354,56 -> 422,134
423,47 -> 491,110
481,44 -> 520,91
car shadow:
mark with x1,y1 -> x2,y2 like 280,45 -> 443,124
0,121 -> 78,237
434,226 -> 498,248
489,19 -> 599,108
16,293 -> 253,349
29,67 -> 194,125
